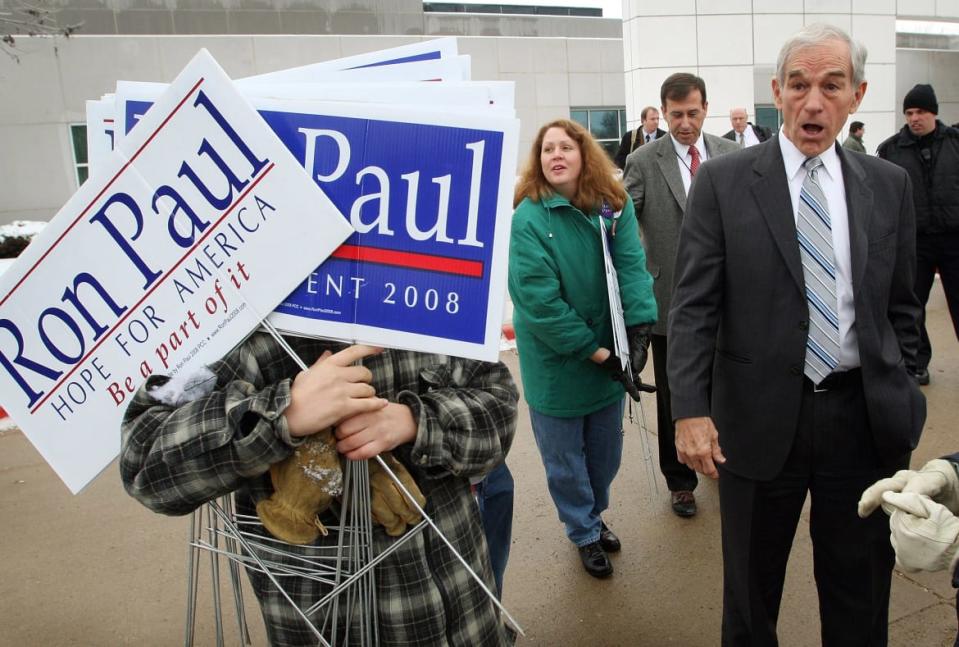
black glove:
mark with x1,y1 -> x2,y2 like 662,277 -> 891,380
599,353 -> 655,401
626,324 -> 653,377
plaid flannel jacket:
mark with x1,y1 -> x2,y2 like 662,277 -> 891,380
120,332 -> 518,646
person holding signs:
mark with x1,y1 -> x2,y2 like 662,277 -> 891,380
508,119 -> 657,579
120,335 -> 518,646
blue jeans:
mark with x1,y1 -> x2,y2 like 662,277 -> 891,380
529,398 -> 625,547
476,462 -> 514,598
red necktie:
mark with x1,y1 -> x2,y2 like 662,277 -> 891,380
689,145 -> 701,177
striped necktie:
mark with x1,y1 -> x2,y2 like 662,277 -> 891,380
797,156 -> 840,384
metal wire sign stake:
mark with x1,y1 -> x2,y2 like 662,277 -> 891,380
182,320 -> 523,646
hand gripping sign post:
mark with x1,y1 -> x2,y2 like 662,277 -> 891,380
0,49 -> 353,495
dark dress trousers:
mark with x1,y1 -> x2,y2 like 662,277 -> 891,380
668,137 -> 926,646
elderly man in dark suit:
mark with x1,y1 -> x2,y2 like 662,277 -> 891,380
668,23 -> 926,646
622,73 -> 738,517
723,107 -> 772,148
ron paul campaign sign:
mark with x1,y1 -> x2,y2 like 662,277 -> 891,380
0,50 -> 352,493
261,100 -> 517,361
117,93 -> 518,361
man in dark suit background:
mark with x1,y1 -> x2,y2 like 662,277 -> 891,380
621,73 -> 738,517
614,106 -> 666,169
668,23 -> 926,645
723,107 -> 772,148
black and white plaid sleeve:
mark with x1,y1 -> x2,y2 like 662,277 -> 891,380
119,333 -> 304,515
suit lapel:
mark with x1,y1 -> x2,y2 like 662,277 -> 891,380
655,137 -> 687,211
750,137 -> 804,293
839,145 -> 870,290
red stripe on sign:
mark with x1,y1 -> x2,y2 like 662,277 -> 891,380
28,162 -> 276,415
331,244 -> 484,278
0,77 -> 205,308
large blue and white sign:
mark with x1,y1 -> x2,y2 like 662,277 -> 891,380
117,94 -> 518,361
261,101 -> 518,360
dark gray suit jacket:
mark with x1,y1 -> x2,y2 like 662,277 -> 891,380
667,137 -> 926,480
622,132 -> 739,335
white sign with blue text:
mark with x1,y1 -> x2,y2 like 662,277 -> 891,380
0,50 -> 352,493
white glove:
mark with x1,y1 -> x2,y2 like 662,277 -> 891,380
883,491 -> 959,573
857,459 -> 959,518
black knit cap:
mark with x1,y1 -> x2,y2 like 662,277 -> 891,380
903,83 -> 938,114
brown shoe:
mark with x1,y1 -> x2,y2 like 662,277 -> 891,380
671,490 -> 697,517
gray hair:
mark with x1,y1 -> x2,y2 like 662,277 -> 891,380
776,23 -> 867,86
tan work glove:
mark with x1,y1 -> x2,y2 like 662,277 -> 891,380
858,459 -> 959,518
257,429 -> 343,544
883,491 -> 959,573
369,453 -> 426,536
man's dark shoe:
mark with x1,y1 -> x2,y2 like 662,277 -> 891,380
671,490 -> 697,517
914,368 -> 930,386
599,522 -> 621,553
578,541 -> 613,578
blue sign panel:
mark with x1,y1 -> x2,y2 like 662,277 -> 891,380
124,100 -> 509,349
265,110 -> 504,344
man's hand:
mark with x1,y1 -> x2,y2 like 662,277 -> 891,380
284,345 -> 387,437
675,416 -> 726,479
858,459 -> 959,518
334,403 -> 417,461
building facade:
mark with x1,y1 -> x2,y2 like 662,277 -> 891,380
0,0 -> 956,225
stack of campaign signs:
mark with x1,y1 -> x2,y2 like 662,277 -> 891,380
0,39 -> 519,494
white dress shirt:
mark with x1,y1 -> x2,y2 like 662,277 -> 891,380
738,126 -> 761,148
643,129 -> 658,144
670,134 -> 708,195
778,129 -> 860,370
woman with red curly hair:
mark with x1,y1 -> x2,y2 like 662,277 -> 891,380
508,119 -> 657,578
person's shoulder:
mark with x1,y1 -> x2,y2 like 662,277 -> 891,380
876,128 -> 907,154
853,149 -> 910,183
721,129 -> 735,140
707,132 -> 740,154
629,136 -> 664,163
512,196 -> 544,224
701,137 -> 767,176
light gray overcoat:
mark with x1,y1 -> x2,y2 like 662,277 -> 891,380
622,132 -> 740,335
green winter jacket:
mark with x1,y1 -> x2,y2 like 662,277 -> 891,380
508,193 -> 657,417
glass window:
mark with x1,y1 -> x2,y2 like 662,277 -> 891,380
70,124 -> 89,187
569,106 -> 627,162
755,105 -> 781,133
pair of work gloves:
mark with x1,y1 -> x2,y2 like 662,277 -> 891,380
858,458 -> 959,573
600,323 -> 656,401
257,429 -> 426,545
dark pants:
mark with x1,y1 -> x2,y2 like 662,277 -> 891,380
651,334 -> 697,492
718,370 -> 907,647
914,232 -> 959,370
477,462 -> 514,598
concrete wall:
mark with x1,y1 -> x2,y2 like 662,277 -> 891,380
0,33 -> 625,224
896,48 -> 959,125
0,0 -> 622,38
622,0 -> 899,142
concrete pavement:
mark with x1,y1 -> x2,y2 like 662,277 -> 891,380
0,281 -> 956,646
